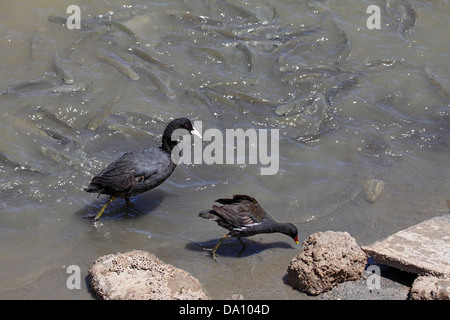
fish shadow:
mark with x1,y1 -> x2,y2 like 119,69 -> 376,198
78,189 -> 172,221
185,237 -> 295,259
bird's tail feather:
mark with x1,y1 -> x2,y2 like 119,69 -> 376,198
198,210 -> 218,220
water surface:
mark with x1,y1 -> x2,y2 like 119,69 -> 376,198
0,0 -> 449,299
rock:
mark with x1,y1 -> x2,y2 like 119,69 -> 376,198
88,250 -> 209,300
409,275 -> 450,300
287,231 -> 367,295
363,179 -> 385,203
362,214 -> 450,277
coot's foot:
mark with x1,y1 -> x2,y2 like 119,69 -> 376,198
94,196 -> 116,222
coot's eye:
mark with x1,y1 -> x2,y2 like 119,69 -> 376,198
184,123 -> 190,129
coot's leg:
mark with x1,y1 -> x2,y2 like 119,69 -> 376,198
94,196 -> 116,221
125,197 -> 146,216
203,235 -> 228,261
125,198 -> 133,207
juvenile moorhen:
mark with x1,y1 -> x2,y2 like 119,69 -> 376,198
85,117 -> 201,221
199,195 -> 298,260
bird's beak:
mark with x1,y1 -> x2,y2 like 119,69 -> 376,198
294,236 -> 299,245
190,127 -> 202,139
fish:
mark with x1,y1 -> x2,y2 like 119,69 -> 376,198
397,1 -> 417,38
70,27 -> 109,54
265,112 -> 304,127
208,78 -> 259,89
327,77 -> 359,105
95,49 -> 140,80
9,116 -> 48,138
200,25 -> 251,40
305,93 -> 329,133
333,28 -> 352,64
100,19 -> 137,40
107,123 -> 153,139
87,95 -> 121,132
47,15 -> 68,27
226,1 -> 261,23
44,129 -> 74,145
143,66 -> 176,99
274,94 -> 315,116
43,82 -> 83,94
33,105 -> 75,131
166,10 -> 224,25
96,5 -> 145,21
53,54 -> 74,84
186,88 -> 214,109
280,65 -> 341,84
235,40 -> 255,72
202,89 -> 244,111
265,26 -> 321,40
224,89 -> 279,106
47,15 -> 99,29
1,78 -> 54,95
130,47 -> 173,71
189,46 -> 226,63
118,51 -> 135,63
30,28 -> 44,59
365,58 -> 397,68
424,67 -> 450,100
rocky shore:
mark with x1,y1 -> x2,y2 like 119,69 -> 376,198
88,214 -> 450,300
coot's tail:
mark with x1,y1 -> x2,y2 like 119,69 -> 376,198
84,183 -> 102,194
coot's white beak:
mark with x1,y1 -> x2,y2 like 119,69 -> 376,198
190,127 -> 202,139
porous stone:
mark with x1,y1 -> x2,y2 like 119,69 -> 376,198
362,214 -> 450,277
287,231 -> 367,295
88,250 -> 209,300
409,275 -> 450,300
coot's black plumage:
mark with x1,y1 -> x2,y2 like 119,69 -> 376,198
199,195 -> 298,259
85,118 -> 201,221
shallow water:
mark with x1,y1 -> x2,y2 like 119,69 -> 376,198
0,0 -> 449,299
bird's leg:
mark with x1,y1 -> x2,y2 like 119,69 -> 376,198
94,196 -> 116,222
125,198 -> 145,216
237,237 -> 247,251
203,235 -> 228,261
125,198 -> 134,207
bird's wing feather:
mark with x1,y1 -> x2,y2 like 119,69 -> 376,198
212,201 -> 262,228
89,151 -> 162,192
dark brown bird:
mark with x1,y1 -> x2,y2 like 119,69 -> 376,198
199,195 -> 298,260
85,118 -> 201,221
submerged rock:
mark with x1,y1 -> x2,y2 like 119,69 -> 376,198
88,250 -> 209,300
287,231 -> 367,295
363,179 -> 386,203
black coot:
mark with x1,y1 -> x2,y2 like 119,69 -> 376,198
85,117 -> 202,221
199,195 -> 298,260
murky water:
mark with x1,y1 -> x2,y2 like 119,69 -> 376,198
0,0 -> 449,299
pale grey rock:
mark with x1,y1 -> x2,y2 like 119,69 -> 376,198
362,214 -> 450,277
88,250 -> 209,300
409,275 -> 450,300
